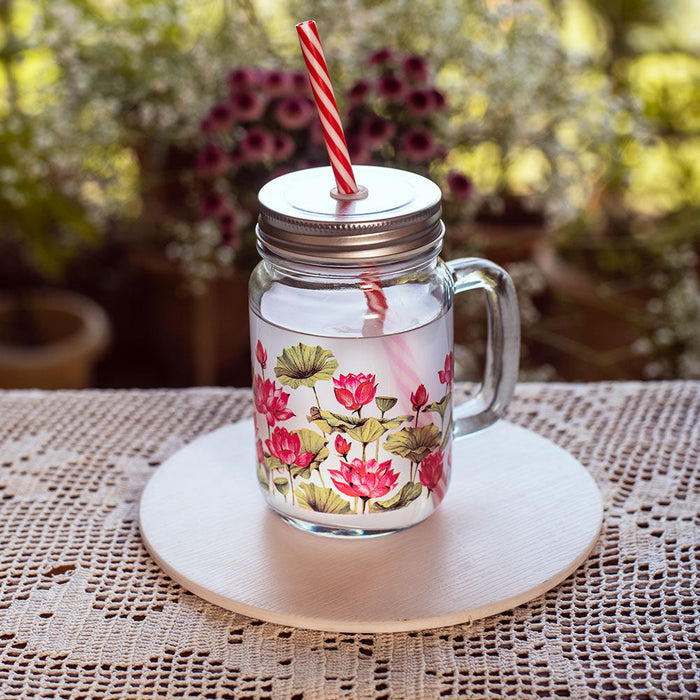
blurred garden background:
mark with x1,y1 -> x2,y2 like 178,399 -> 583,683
0,0 -> 698,388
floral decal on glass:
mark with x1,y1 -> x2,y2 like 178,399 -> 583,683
252,340 -> 453,516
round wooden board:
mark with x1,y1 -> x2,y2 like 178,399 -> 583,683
139,420 -> 603,633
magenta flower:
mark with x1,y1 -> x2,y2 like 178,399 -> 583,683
446,171 -> 473,201
419,451 -> 444,493
399,128 -> 436,162
368,48 -> 395,66
438,352 -> 454,385
204,102 -> 236,134
256,439 -> 265,464
361,116 -> 396,148
274,96 -> 315,130
431,88 -> 447,110
265,427 -> 313,468
227,67 -> 260,92
254,375 -> 295,427
346,134 -> 372,165
410,384 -> 429,412
329,458 -> 399,512
290,71 -> 311,96
240,127 -> 275,161
195,144 -> 229,178
230,90 -> 266,122
376,73 -> 405,103
334,434 -> 351,458
262,70 -> 291,97
401,54 -> 429,84
406,89 -> 436,117
272,133 -> 295,161
348,80 -> 371,106
255,340 -> 267,369
333,373 -> 378,412
198,191 -> 229,219
219,210 -> 240,248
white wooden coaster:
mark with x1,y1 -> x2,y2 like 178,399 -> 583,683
139,419 -> 603,633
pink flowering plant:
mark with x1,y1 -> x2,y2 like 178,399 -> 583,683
164,50 -> 475,287
252,339 -> 454,515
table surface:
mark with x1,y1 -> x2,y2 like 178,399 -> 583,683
0,382 -> 698,699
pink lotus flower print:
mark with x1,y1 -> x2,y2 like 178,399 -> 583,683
255,341 -> 267,370
333,373 -> 378,412
439,352 -> 454,384
265,427 -> 313,469
334,434 -> 351,458
254,375 -> 295,427
329,458 -> 399,513
410,384 -> 429,411
419,451 -> 444,493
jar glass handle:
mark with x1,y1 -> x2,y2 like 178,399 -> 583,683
446,257 -> 520,438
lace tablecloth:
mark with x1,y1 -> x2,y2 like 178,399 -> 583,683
0,382 -> 698,699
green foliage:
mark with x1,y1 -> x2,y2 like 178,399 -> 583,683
275,344 -> 339,389
295,482 -> 353,514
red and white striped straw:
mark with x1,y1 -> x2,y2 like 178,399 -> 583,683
296,20 -> 358,195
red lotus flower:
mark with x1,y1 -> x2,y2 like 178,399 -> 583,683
255,341 -> 267,369
334,434 -> 351,457
333,373 -> 378,412
256,439 -> 265,464
254,375 -> 295,427
439,352 -> 454,385
329,458 -> 399,511
410,384 -> 429,411
419,451 -> 444,492
265,427 -> 313,468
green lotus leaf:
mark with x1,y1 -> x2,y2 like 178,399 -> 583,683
264,454 -> 286,473
440,414 -> 454,452
375,396 -> 398,413
383,424 -> 441,463
344,416 -> 386,444
307,407 -> 363,434
379,414 -> 413,430
257,461 -> 269,491
275,343 -> 338,389
273,476 -> 290,496
295,483 -> 353,514
369,482 -> 423,513
426,392 -> 451,420
294,428 -> 329,467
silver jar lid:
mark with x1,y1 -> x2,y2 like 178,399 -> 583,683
256,165 -> 443,265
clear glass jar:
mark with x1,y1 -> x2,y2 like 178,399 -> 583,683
249,166 -> 519,537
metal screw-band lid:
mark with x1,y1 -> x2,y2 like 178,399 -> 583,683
256,165 -> 443,265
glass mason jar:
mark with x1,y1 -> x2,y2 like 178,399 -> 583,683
249,165 -> 519,537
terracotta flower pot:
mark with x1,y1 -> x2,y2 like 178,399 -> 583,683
0,289 -> 111,389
